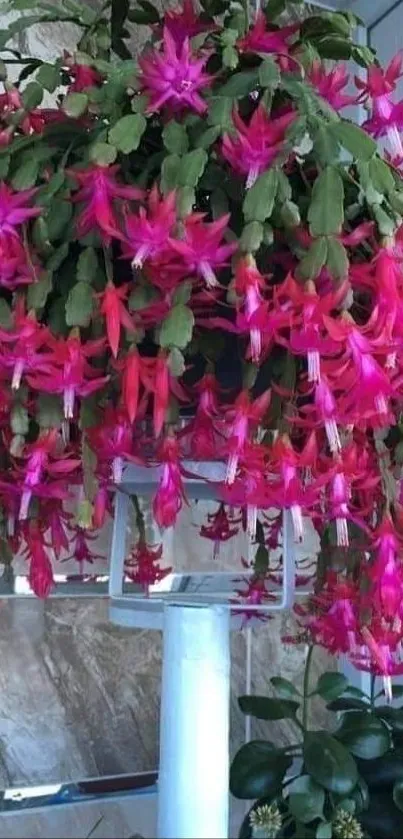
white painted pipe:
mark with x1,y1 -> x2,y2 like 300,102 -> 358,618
158,604 -> 230,839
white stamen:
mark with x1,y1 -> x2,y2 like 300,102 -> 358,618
247,505 -> 257,540
387,124 -> 403,158
19,490 -> 31,521
226,453 -> 238,485
336,516 -> 349,547
131,244 -> 150,269
387,352 -> 397,369
112,456 -> 123,484
63,386 -> 75,419
250,328 -> 262,363
199,261 -> 218,288
307,350 -> 321,383
325,419 -> 341,454
383,675 -> 393,703
12,359 -> 24,390
291,504 -> 303,541
246,166 -> 259,189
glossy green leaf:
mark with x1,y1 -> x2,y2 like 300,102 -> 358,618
230,740 -> 291,799
331,122 -> 377,162
179,149 -> 208,187
316,823 -> 332,839
298,236 -> 328,280
356,750 -> 403,789
161,154 -> 181,193
336,712 -> 391,760
326,237 -> 349,280
11,402 -> 29,436
327,698 -> 370,713
195,125 -> 221,149
11,158 -> 39,190
258,58 -> 280,88
108,114 -> 146,154
163,121 -> 188,155
270,676 -> 301,700
288,775 -> 325,823
240,221 -> 263,253
373,204 -> 396,236
315,672 -> 349,701
217,69 -> 259,98
369,157 -> 395,195
27,271 -> 52,310
77,247 -> 98,283
65,281 -> 94,327
36,62 -> 60,92
21,80 -> 43,110
222,46 -> 238,70
314,124 -> 341,166
37,394 -> 63,429
63,92 -> 88,117
308,166 -> 344,236
160,304 -> 194,349
176,186 -> 195,218
375,706 -> 403,733
207,97 -> 233,130
304,732 -> 358,795
167,347 -> 185,377
239,695 -> 299,720
243,169 -> 278,223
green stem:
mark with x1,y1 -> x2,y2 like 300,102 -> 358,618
302,645 -> 314,731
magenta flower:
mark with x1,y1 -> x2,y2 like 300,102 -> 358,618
222,106 -> 294,188
138,27 -> 211,115
70,164 -> 144,240
162,0 -> 216,48
221,389 -> 271,484
123,187 -> 177,267
66,527 -> 104,569
0,233 -> 37,290
153,435 -> 187,529
0,305 -> 52,389
200,503 -> 239,559
168,213 -> 237,287
0,182 -> 41,237
356,54 -> 403,157
125,538 -> 170,592
238,12 -> 298,55
99,282 -> 134,359
308,61 -> 356,111
25,520 -> 55,598
367,516 -> 403,620
314,377 -> 341,453
28,333 -> 108,419
88,407 -> 143,483
13,430 -> 80,520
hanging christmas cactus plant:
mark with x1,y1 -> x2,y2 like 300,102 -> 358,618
2,0 -> 403,679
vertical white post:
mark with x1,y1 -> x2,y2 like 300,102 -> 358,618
158,604 -> 231,839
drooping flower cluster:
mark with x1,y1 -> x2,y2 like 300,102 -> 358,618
1,0 -> 403,678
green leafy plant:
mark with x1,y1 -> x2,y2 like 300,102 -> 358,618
231,648 -> 403,839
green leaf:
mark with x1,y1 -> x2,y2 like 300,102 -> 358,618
65,282 -> 94,327
0,154 -> 10,179
129,284 -> 158,310
160,304 -> 194,349
316,823 -> 332,839
11,158 -> 39,190
222,46 -> 238,70
270,676 -> 301,700
108,114 -> 146,154
394,780 -> 403,813
280,200 -> 300,228
207,97 -> 233,130
230,740 -> 291,799
389,190 -> 403,215
176,186 -> 195,218
243,169 -> 278,223
336,712 -> 391,760
163,121 -> 189,155
357,751 -> 403,789
77,247 -> 98,283
0,299 -> 12,329
240,221 -> 263,253
314,124 -> 341,166
375,706 -> 403,733
288,775 -> 325,824
173,282 -> 192,306
373,204 -> 396,236
315,672 -> 349,701
315,36 -> 352,60
331,122 -> 377,162
258,58 -> 280,88
308,166 -> 344,236
297,237 -> 328,281
369,157 -> 395,195
46,242 -> 69,271
217,69 -> 259,98
63,92 -> 88,117
179,149 -> 208,187
195,125 -> 221,149
37,394 -> 63,429
11,402 -> 29,436
36,62 -> 60,92
327,698 -> 370,713
27,271 -> 52,310
161,154 -> 181,193
167,347 -> 185,377
239,695 -> 299,720
326,237 -> 349,280
304,732 -> 358,795
89,142 -> 117,166
21,80 -> 43,110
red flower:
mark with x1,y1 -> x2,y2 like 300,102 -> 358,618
168,213 -> 237,288
125,538 -> 171,592
70,164 -> 143,239
139,27 -> 211,115
123,186 -> 177,268
100,283 -> 134,358
153,435 -> 187,528
222,106 -> 294,188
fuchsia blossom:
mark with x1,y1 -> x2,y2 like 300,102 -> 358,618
70,165 -> 144,240
9,430 -> 80,520
222,106 -> 294,188
168,213 -> 237,288
66,527 -> 104,569
308,62 -> 356,111
125,538 -> 171,591
161,0 -> 216,47
238,12 -> 298,56
123,187 -> 177,267
89,408 -> 142,483
25,520 -> 55,598
356,53 -> 403,158
99,283 -> 134,358
139,27 -> 211,115
141,353 -> 188,438
118,347 -> 142,424
221,389 -> 271,484
0,304 -> 52,389
200,503 -> 239,558
153,434 -> 187,528
64,54 -> 102,92
0,183 -> 41,236
28,332 -> 108,419
366,515 -> 403,621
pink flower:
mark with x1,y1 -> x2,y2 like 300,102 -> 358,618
123,186 -> 177,267
89,407 -> 143,483
356,54 -> 403,157
28,333 -> 108,419
64,55 -> 102,93
25,521 -> 55,598
222,389 -> 271,484
66,527 -> 104,569
200,503 -> 239,558
238,12 -> 298,56
366,516 -> 403,620
70,164 -> 143,240
168,213 -> 237,287
125,538 -> 171,592
0,233 -> 39,290
162,0 -> 216,48
139,27 -> 211,115
233,574 -> 274,624
118,347 -> 141,424
222,106 -> 294,188
13,430 -> 80,520
153,435 -> 187,528
0,304 -> 52,389
99,283 -> 134,358
314,377 -> 341,453
141,353 -> 188,438
308,61 -> 356,110
0,183 -> 40,237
